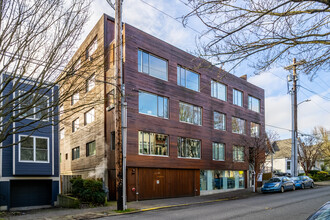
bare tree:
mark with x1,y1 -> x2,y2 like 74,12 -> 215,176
0,0 -> 113,148
184,0 -> 330,77
316,126 -> 330,167
298,128 -> 323,175
241,130 -> 279,192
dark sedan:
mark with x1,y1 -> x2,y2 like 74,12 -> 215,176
291,176 -> 314,189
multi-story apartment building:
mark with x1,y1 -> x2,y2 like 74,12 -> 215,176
0,74 -> 59,210
60,14 -> 264,201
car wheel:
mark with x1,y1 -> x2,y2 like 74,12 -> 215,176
311,183 -> 314,188
293,185 -> 295,191
281,186 -> 285,193
302,184 -> 305,189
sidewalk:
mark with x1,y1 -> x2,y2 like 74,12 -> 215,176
1,189 -> 256,220
315,180 -> 330,186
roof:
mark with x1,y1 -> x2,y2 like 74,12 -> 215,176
272,139 -> 292,159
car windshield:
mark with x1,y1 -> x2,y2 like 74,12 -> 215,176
267,178 -> 281,183
292,177 -> 300,180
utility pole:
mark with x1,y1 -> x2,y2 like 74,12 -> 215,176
107,0 -> 126,210
285,58 -> 305,177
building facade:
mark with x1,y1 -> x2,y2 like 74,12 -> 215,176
0,74 -> 59,210
60,14 -> 265,201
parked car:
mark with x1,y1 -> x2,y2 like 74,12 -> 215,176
291,176 -> 314,189
261,177 -> 295,193
307,201 -> 330,220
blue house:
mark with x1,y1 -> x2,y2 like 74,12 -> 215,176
0,73 -> 59,210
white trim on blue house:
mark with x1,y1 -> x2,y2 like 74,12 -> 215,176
13,80 -> 16,175
18,135 -> 50,163
0,73 -> 3,178
52,87 -> 54,176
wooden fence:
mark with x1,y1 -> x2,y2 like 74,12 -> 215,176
60,175 -> 81,195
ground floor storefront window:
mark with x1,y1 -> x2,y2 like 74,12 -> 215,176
200,170 -> 245,193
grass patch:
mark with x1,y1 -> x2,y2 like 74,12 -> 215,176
114,208 -> 136,213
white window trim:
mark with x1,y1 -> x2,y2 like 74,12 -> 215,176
60,128 -> 65,140
86,74 -> 96,92
72,92 -> 79,105
18,135 -> 50,163
85,108 -> 95,125
248,95 -> 260,113
233,89 -> 243,107
18,91 -> 50,122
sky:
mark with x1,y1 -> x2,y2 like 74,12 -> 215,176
80,0 -> 330,139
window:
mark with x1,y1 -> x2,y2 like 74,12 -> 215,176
248,96 -> 260,113
86,141 -> 96,156
107,89 -> 115,107
86,74 -> 95,92
214,112 -> 226,131
233,89 -> 243,107
72,59 -> 81,73
233,146 -> 244,162
72,118 -> 79,132
179,102 -> 202,125
211,80 -> 227,101
65,153 -> 68,160
138,131 -> 169,156
19,135 -> 48,162
71,92 -> 79,105
111,131 -> 115,151
19,91 -> 49,121
72,147 -> 80,160
86,37 -> 97,58
139,91 -> 168,118
232,117 -> 245,134
59,105 -> 64,117
287,160 -> 291,170
177,137 -> 201,159
60,128 -> 65,140
251,122 -> 260,137
213,142 -> 225,161
84,108 -> 95,125
177,66 -> 200,92
138,49 -> 168,81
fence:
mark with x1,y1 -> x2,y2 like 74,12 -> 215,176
60,175 -> 81,195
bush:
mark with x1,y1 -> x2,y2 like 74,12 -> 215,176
298,173 -> 305,176
70,178 -> 106,205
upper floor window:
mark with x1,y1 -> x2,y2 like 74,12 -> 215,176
233,145 -> 245,162
138,49 -> 168,81
86,141 -> 96,157
179,102 -> 202,125
59,105 -> 64,117
177,137 -> 201,159
211,80 -> 227,101
139,91 -> 168,119
72,118 -> 79,132
213,142 -> 225,161
233,89 -> 243,107
251,122 -> 260,137
71,92 -> 79,105
138,131 -> 169,156
84,108 -> 95,125
214,111 -> 226,131
19,135 -> 49,162
86,74 -> 95,92
177,66 -> 200,92
60,128 -> 65,140
72,147 -> 80,160
248,96 -> 260,113
19,91 -> 49,121
232,117 -> 245,134
86,37 -> 97,58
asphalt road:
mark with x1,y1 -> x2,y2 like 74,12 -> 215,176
103,186 -> 330,220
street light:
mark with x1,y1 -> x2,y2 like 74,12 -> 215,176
298,99 -> 311,106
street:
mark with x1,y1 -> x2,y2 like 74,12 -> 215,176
102,186 -> 330,220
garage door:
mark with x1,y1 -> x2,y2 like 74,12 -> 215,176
10,180 -> 52,208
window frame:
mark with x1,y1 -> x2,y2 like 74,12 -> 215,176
250,122 -> 260,137
60,128 -> 65,140
233,89 -> 243,107
86,37 -> 97,58
72,146 -> 80,160
211,80 -> 227,101
84,108 -> 95,125
213,111 -> 226,131
86,74 -> 95,92
177,137 -> 201,159
86,141 -> 96,157
71,92 -> 79,105
18,135 -> 49,163
248,95 -> 260,113
179,102 -> 202,126
72,118 -> 79,133
138,131 -> 169,157
18,90 -> 50,121
212,142 -> 225,161
138,90 -> 169,119
138,49 -> 168,81
177,65 -> 200,92
233,145 -> 245,162
232,117 -> 246,135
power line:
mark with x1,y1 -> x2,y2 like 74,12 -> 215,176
300,89 -> 330,114
300,85 -> 330,101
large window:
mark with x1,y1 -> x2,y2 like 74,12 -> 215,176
177,66 -> 200,92
179,102 -> 202,125
251,122 -> 260,137
72,118 -> 79,132
248,96 -> 260,113
138,49 -> 168,81
19,91 -> 49,121
138,131 -> 168,156
213,142 -> 225,161
86,37 -> 97,58
19,135 -> 49,162
214,112 -> 226,131
233,89 -> 243,107
72,147 -> 80,160
233,146 -> 245,162
84,108 -> 95,125
71,92 -> 79,105
86,141 -> 96,157
60,128 -> 65,140
232,117 -> 245,134
86,74 -> 95,92
211,80 -> 227,101
178,137 -> 201,159
139,91 -> 168,118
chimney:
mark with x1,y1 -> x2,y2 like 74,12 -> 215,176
240,74 -> 247,80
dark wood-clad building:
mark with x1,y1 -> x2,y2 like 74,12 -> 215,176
60,14 -> 265,202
